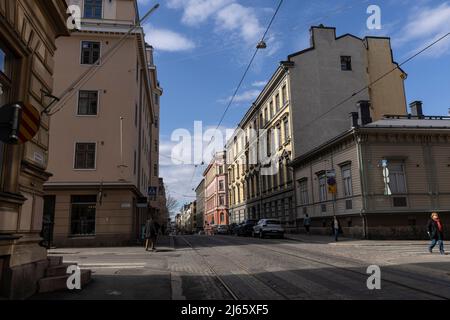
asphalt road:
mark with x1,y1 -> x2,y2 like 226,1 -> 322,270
33,235 -> 450,300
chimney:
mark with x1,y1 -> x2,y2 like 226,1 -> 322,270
410,101 -> 423,118
357,100 -> 372,126
349,112 -> 359,129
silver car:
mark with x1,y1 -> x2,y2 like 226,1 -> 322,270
253,219 -> 285,239
216,225 -> 230,235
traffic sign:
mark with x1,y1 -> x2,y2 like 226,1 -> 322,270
18,102 -> 40,144
0,102 -> 40,144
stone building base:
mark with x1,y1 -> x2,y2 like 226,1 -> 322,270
295,212 -> 449,240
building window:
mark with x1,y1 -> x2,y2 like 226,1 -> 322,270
270,101 -> 274,118
70,195 -> 96,236
155,117 -> 159,128
154,164 -> 158,177
282,85 -> 287,105
279,161 -> 284,186
389,162 -> 407,194
275,94 -> 280,111
78,91 -> 98,115
219,195 -> 225,206
84,0 -> 103,19
298,179 -> 309,205
0,48 -> 7,75
341,164 -> 353,197
266,129 -> 271,156
134,103 -> 138,127
219,180 -> 224,191
340,56 -> 352,71
220,212 -> 225,223
133,151 -> 137,175
0,45 -> 12,107
267,173 -> 272,190
154,93 -> 159,105
81,41 -> 100,65
218,165 -> 224,175
318,173 -> 327,202
0,45 -> 13,186
283,118 -> 290,142
74,143 -> 96,169
276,124 -> 282,149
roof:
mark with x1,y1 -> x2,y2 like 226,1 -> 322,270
365,116 -> 450,129
291,115 -> 450,167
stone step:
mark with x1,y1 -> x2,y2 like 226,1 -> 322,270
45,263 -> 74,277
47,256 -> 63,267
38,269 -> 91,293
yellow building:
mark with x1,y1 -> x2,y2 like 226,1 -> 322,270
227,64 -> 294,226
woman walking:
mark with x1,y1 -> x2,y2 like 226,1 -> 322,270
427,212 -> 445,255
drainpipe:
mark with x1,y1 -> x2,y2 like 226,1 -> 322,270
355,130 -> 368,239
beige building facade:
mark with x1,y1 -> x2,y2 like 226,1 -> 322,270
225,25 -> 407,230
227,65 -> 294,226
0,0 -> 69,299
195,179 -> 205,232
292,106 -> 450,239
45,0 -> 160,247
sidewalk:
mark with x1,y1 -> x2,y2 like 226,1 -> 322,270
33,236 -> 174,300
284,233 -> 433,246
285,233 -> 354,244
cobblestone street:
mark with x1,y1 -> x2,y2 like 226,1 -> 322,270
33,235 -> 450,300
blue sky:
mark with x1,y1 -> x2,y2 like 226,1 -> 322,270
137,0 -> 450,212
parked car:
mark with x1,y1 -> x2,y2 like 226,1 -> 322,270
229,223 -> 238,234
216,225 -> 230,235
234,220 -> 258,237
253,219 -> 284,239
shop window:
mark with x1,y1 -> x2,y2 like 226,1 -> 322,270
70,195 -> 97,236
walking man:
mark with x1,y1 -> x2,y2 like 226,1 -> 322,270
332,216 -> 342,242
145,218 -> 158,252
427,212 -> 445,255
303,214 -> 311,235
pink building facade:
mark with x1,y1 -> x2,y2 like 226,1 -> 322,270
203,152 -> 229,234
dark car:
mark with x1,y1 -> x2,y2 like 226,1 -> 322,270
234,220 -> 258,237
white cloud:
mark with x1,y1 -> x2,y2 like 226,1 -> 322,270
166,0 -> 264,44
167,0 -> 233,25
215,3 -> 264,43
252,80 -> 267,87
395,2 -> 450,58
144,26 -> 195,52
218,89 -> 260,104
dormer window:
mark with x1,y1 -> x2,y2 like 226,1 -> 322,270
84,0 -> 103,19
340,56 -> 352,71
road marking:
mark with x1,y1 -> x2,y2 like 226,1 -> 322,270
171,272 -> 186,300
64,262 -> 146,269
